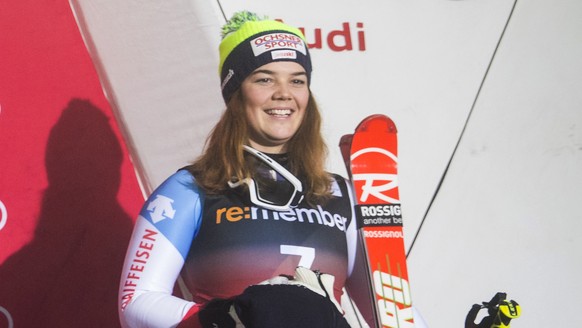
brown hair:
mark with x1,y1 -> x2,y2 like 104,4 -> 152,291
188,89 -> 332,203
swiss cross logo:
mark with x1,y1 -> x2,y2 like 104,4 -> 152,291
146,195 -> 176,223
351,147 -> 399,203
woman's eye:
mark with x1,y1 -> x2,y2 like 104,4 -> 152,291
255,78 -> 272,83
292,79 -> 306,85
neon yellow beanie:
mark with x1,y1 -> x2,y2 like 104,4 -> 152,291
218,11 -> 312,102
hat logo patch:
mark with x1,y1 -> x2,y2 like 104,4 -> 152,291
251,32 -> 306,57
271,50 -> 297,60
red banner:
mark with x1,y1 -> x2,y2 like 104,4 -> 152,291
0,1 -> 143,327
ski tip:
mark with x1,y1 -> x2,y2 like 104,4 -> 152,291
355,114 -> 397,133
339,134 -> 353,146
339,134 -> 353,166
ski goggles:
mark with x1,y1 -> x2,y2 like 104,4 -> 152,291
228,145 -> 304,211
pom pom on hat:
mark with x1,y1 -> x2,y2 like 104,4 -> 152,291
220,11 -> 268,38
218,11 -> 312,103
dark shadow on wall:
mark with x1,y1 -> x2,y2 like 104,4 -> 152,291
0,99 -> 134,328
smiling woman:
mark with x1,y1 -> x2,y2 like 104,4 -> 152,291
118,10 -> 370,328
242,61 -> 309,153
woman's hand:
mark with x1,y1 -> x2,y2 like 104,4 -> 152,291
198,267 -> 350,328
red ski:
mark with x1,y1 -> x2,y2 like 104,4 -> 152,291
340,114 -> 414,328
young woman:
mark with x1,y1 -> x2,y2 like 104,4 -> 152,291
118,11 -> 366,328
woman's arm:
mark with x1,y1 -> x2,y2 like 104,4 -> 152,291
118,170 -> 203,328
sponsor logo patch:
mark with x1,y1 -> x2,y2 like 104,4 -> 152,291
215,205 -> 348,232
147,195 -> 176,224
250,32 -> 307,57
271,49 -> 297,60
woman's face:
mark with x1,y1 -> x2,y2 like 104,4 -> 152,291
241,61 -> 309,154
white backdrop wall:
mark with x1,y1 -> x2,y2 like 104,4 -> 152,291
70,0 -> 582,326
406,0 -> 582,326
